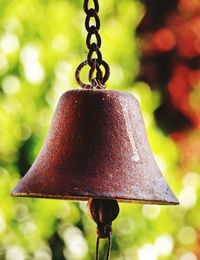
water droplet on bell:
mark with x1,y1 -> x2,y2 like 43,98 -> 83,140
132,151 -> 140,162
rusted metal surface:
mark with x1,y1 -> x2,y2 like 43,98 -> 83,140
11,89 -> 179,205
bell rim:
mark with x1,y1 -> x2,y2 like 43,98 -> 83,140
11,191 -> 179,205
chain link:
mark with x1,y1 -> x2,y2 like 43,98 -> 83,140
75,0 -> 110,89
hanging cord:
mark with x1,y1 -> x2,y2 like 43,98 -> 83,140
96,236 -> 100,260
95,233 -> 112,260
105,233 -> 112,260
75,0 -> 110,89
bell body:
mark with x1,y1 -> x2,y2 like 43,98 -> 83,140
11,89 -> 178,205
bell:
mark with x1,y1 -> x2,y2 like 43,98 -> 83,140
11,89 -> 178,205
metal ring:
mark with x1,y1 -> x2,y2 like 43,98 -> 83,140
75,59 -> 110,89
85,9 -> 100,32
84,0 -> 99,13
101,60 -> 110,84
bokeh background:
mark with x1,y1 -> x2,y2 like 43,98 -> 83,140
0,0 -> 200,259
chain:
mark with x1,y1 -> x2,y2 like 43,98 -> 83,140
75,0 -> 110,89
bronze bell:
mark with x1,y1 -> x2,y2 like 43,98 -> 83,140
11,89 -> 178,205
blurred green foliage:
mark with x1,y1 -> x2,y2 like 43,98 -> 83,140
0,0 -> 199,259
